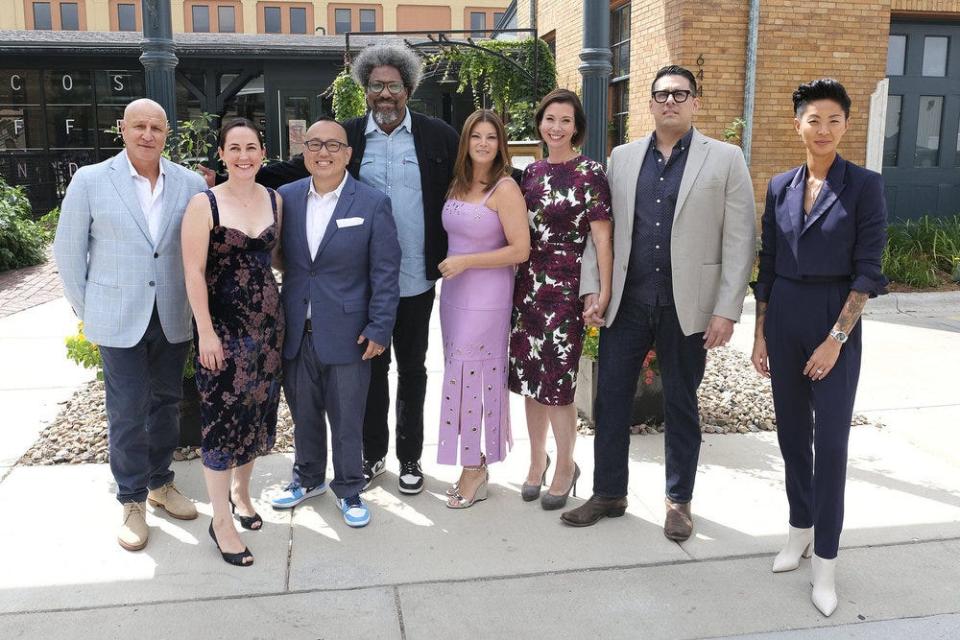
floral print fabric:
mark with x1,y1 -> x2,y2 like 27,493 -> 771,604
195,189 -> 285,470
509,156 -> 612,406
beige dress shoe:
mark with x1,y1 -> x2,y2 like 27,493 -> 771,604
147,482 -> 198,520
118,502 -> 149,551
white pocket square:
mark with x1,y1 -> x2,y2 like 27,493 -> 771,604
336,217 -> 364,228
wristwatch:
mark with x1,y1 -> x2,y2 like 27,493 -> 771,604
829,329 -> 848,344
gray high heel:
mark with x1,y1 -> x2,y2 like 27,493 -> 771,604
521,454 -> 551,502
540,463 -> 580,511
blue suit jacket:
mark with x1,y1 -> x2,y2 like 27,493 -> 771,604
278,173 -> 401,364
754,155 -> 888,303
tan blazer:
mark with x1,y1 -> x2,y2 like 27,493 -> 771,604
581,128 -> 756,335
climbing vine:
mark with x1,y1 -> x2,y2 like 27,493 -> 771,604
430,38 -> 557,138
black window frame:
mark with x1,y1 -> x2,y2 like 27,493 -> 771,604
33,2 -> 53,30
217,5 -> 236,33
358,8 -> 376,33
117,2 -> 136,31
191,5 -> 210,33
334,8 -> 351,35
59,2 -> 80,31
289,6 -> 307,34
263,6 -> 281,34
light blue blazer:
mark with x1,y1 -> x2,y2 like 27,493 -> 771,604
53,151 -> 207,348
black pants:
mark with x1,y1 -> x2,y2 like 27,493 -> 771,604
593,296 -> 706,502
766,278 -> 861,559
363,286 -> 436,463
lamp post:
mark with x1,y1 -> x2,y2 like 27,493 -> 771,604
579,0 -> 611,164
140,0 -> 178,132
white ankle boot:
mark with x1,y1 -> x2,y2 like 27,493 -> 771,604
772,525 -> 813,573
811,554 -> 838,616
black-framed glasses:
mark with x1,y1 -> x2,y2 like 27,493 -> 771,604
304,138 -> 346,153
652,89 -> 693,104
367,81 -> 405,95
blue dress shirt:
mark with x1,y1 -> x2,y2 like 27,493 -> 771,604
360,109 -> 433,298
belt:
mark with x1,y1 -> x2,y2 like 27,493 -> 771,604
304,318 -> 312,333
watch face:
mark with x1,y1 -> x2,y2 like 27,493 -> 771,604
833,330 -> 848,343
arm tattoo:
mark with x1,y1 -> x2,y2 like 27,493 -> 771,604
754,301 -> 768,337
835,291 -> 869,334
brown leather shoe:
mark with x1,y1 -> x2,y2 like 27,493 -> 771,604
147,482 -> 198,520
118,502 -> 148,551
560,495 -> 628,527
664,498 -> 693,541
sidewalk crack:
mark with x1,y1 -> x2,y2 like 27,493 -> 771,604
393,585 -> 407,640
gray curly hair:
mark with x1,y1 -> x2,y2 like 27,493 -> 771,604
351,43 -> 423,94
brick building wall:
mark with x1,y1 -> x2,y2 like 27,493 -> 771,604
518,0 -> 959,216
516,0 -> 585,92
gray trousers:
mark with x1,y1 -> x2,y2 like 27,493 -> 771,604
282,328 -> 369,499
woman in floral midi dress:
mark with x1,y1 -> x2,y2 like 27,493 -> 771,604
509,89 -> 613,510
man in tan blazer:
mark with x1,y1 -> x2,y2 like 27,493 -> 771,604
561,66 -> 755,538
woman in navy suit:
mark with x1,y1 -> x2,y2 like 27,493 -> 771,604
751,79 -> 888,617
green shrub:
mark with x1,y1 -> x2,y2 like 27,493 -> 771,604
66,322 -> 196,380
883,214 -> 960,287
0,175 -> 46,272
37,207 -> 60,244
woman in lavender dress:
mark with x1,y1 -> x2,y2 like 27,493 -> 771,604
437,110 -> 530,509
509,89 -> 613,510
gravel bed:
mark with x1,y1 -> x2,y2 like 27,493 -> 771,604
21,347 -> 876,465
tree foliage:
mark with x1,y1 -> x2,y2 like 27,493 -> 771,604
430,38 -> 557,138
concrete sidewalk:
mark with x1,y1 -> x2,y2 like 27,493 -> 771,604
1,293 -> 958,639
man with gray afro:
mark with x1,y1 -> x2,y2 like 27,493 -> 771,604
343,42 -> 459,496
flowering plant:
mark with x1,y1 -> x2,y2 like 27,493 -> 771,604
581,326 -> 659,385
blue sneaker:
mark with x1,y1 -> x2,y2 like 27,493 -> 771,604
336,495 -> 370,527
270,481 -> 327,509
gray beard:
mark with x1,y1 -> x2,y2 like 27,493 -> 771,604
373,108 -> 401,127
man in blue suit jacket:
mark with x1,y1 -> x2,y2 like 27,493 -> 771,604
54,99 -> 206,552
270,117 -> 401,527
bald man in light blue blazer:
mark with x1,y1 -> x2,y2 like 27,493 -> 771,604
54,99 -> 206,552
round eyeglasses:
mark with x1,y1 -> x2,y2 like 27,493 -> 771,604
652,89 -> 693,104
304,139 -> 346,153
367,81 -> 405,95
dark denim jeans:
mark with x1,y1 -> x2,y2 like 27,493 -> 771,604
363,286 -> 436,463
99,308 -> 191,504
593,296 -> 706,502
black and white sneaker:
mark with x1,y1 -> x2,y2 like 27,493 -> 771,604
362,457 -> 386,491
398,460 -> 424,495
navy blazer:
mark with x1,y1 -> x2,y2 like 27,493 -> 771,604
278,173 -> 401,364
754,155 -> 888,303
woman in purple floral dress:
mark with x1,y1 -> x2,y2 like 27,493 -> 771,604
182,118 -> 284,566
509,89 -> 613,510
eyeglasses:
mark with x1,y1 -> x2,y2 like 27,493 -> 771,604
367,81 -> 405,95
652,89 -> 693,104
303,139 -> 346,153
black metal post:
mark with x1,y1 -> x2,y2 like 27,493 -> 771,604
140,0 -> 178,132
579,0 -> 611,164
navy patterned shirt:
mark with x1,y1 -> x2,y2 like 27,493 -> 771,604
625,128 -> 694,306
